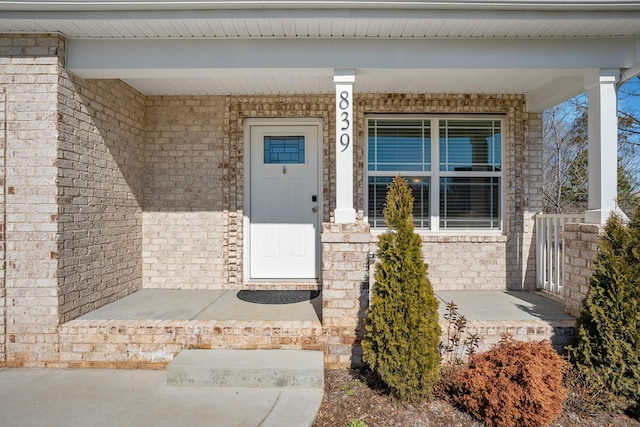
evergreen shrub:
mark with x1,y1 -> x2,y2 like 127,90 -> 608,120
569,207 -> 640,418
452,337 -> 567,427
361,176 -> 441,402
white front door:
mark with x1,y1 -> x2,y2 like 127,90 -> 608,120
249,124 -> 320,279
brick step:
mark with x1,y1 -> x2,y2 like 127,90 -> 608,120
439,319 -> 576,356
57,318 -> 325,369
166,349 -> 324,389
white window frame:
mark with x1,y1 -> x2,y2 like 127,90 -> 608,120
364,114 -> 505,233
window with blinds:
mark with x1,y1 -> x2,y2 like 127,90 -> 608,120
366,116 -> 503,231
367,119 -> 431,228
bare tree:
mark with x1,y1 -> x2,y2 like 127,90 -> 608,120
543,78 -> 640,214
542,98 -> 585,213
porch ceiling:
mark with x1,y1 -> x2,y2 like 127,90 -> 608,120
121,68 -> 589,99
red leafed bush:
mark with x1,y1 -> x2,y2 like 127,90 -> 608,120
452,337 -> 567,427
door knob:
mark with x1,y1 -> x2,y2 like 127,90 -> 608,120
312,207 -> 318,213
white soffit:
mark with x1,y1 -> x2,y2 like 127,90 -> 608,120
1,16 -> 640,38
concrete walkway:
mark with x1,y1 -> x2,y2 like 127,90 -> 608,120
0,367 -> 322,427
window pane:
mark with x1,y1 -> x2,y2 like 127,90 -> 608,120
439,120 -> 501,172
264,136 -> 305,164
440,177 -> 500,229
368,176 -> 430,228
368,120 -> 430,171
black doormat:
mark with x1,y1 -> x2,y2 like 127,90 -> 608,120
237,290 -> 321,305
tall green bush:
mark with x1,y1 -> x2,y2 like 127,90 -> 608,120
361,176 -> 441,402
569,207 -> 640,417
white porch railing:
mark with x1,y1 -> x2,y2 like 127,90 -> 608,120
535,213 -> 585,298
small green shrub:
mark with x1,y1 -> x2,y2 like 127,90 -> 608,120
362,176 -> 441,403
452,337 -> 567,427
441,301 -> 479,365
345,419 -> 368,427
569,207 -> 640,417
437,301 -> 479,400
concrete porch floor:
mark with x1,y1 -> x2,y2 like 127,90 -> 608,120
79,289 -> 573,323
57,289 -> 576,369
80,289 -> 323,322
436,290 -> 574,322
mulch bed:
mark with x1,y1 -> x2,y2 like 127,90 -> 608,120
313,369 -> 640,427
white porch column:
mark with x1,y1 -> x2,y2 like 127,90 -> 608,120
584,69 -> 620,225
333,69 -> 356,224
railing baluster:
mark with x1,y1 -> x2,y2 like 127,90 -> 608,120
535,213 -> 585,299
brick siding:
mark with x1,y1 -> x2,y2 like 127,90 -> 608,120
422,236 -> 508,290
57,318 -> 325,369
56,76 -> 145,322
0,35 -> 64,364
145,93 -> 539,291
143,97 -> 229,289
321,222 -> 371,367
564,223 -> 602,317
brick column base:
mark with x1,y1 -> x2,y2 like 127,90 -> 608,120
564,223 -> 603,317
321,222 -> 370,368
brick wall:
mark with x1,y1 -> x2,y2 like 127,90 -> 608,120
423,236 -> 508,290
140,93 -> 541,292
0,35 -> 64,364
0,77 -> 5,363
142,95 -> 335,289
142,97 -> 229,289
56,76 -> 145,322
369,235 -> 509,290
355,94 -> 542,290
506,108 -> 544,290
321,222 -> 370,368
564,223 -> 602,317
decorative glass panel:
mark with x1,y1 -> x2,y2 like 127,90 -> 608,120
264,136 -> 305,164
440,177 -> 500,229
368,176 -> 430,228
439,120 -> 501,172
368,120 -> 431,171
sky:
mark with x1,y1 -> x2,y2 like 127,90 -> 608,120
618,76 -> 640,118
617,77 -> 640,180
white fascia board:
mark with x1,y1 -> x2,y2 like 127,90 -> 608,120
2,0 -> 640,12
2,8 -> 640,19
526,75 -> 585,112
67,37 -> 639,77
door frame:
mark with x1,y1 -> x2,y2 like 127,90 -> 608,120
243,117 -> 323,283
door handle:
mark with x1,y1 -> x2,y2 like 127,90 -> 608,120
312,207 -> 318,213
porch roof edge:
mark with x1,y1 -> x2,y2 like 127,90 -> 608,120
1,0 -> 640,12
